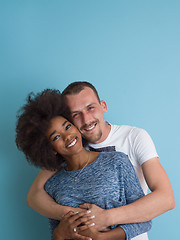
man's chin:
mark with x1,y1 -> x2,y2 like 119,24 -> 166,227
82,132 -> 102,144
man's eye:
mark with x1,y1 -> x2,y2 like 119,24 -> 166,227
53,135 -> 60,142
65,124 -> 71,130
72,113 -> 79,119
88,106 -> 94,110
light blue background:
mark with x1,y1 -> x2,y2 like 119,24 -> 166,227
0,1 -> 179,239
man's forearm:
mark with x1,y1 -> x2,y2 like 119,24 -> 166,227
106,190 -> 174,226
27,169 -> 67,220
27,188 -> 65,220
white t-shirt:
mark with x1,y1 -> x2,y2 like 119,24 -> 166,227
88,124 -> 158,240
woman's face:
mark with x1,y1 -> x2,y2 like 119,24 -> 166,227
47,116 -> 83,158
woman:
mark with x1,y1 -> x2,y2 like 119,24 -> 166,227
16,89 -> 151,240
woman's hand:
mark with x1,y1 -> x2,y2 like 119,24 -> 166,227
78,225 -> 101,240
53,211 -> 96,240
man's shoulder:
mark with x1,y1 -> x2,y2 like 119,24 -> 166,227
111,124 -> 142,131
88,124 -> 147,151
110,124 -> 144,138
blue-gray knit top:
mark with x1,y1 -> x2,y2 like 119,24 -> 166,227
44,151 -> 152,240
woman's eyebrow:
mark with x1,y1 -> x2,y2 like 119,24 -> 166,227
62,120 -> 68,126
49,130 -> 56,139
49,120 -> 68,139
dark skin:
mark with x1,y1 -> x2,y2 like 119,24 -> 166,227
53,211 -> 96,240
53,211 -> 126,240
47,116 -> 126,240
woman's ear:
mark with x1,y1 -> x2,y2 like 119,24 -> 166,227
53,150 -> 57,155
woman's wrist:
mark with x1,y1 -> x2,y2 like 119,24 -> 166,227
96,232 -> 108,240
53,227 -> 64,240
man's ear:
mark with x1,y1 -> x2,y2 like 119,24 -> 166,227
100,100 -> 108,113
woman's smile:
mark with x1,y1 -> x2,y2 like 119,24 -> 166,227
66,137 -> 78,148
47,116 -> 83,156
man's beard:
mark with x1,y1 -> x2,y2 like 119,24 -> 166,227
82,129 -> 102,144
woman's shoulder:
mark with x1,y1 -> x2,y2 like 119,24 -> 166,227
44,169 -> 64,189
98,151 -> 130,167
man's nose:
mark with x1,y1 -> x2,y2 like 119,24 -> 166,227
81,111 -> 92,125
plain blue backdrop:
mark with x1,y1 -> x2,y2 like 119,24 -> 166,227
0,1 -> 179,239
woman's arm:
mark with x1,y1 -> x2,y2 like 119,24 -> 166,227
103,155 -> 154,239
53,211 -> 126,240
79,154 -> 152,239
80,157 -> 174,231
53,211 -> 95,240
105,157 -> 175,226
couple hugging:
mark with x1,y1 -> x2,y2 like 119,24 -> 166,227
16,81 -> 174,240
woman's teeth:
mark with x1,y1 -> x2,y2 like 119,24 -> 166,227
67,139 -> 77,148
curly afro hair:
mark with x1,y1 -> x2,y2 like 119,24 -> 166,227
15,89 -> 70,170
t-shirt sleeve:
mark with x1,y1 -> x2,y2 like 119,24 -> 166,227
44,176 -> 56,199
121,154 -> 145,202
115,154 -> 152,239
132,128 -> 158,165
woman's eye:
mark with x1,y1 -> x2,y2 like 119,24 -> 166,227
53,135 -> 60,142
65,124 -> 71,130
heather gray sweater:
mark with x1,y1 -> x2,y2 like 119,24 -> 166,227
45,152 -> 152,239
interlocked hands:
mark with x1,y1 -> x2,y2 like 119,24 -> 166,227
53,210 -> 97,240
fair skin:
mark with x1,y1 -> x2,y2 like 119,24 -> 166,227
27,87 -> 175,236
46,115 -> 126,240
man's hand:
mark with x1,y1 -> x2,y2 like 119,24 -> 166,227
53,211 -> 96,240
79,203 -> 108,231
60,206 -> 89,220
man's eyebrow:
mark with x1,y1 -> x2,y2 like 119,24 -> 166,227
49,130 -> 56,139
87,103 -> 95,107
62,120 -> 68,126
71,103 -> 96,113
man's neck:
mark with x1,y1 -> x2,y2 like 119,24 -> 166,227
93,123 -> 111,144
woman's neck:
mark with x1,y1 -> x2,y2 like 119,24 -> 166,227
65,150 -> 99,171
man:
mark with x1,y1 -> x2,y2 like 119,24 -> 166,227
27,82 -> 175,240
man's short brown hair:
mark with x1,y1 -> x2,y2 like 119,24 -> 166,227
62,81 -> 100,102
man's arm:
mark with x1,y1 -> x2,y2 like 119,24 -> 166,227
27,158 -> 174,226
87,157 -> 174,229
27,169 -> 78,220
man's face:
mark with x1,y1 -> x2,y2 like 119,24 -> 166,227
65,87 -> 108,144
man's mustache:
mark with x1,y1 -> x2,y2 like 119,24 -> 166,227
80,121 -> 98,131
